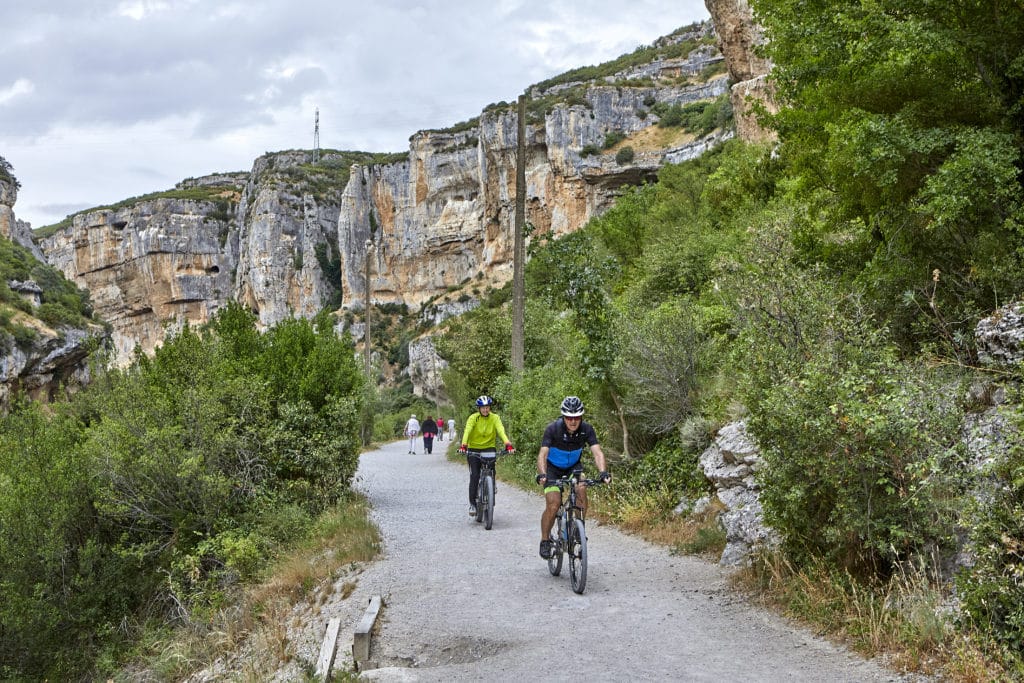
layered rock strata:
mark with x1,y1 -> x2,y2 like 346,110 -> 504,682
39,181 -> 242,362
35,25 -> 733,365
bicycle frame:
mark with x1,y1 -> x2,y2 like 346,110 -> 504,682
546,476 -> 604,593
467,449 -> 506,530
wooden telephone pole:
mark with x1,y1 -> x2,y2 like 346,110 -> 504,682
364,239 -> 373,379
511,94 -> 527,373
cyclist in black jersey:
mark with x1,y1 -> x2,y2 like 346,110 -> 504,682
535,396 -> 610,559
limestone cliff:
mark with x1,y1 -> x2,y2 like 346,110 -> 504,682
704,0 -> 776,142
39,176 -> 243,361
340,25 -> 730,310
34,22 -> 733,366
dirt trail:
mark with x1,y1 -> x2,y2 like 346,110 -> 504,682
283,440 -> 912,681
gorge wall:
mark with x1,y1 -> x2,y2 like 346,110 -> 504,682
24,24 -> 733,365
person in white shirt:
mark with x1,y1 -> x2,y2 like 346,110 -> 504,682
405,414 -> 421,454
447,417 -> 456,441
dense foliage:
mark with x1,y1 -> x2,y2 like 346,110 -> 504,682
0,303 -> 364,679
433,1 -> 1024,668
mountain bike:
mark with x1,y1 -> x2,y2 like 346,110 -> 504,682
466,449 -> 511,530
546,476 -> 605,594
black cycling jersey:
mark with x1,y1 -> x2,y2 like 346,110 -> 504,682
541,418 -> 599,468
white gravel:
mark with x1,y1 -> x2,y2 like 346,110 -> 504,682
280,440 -> 919,682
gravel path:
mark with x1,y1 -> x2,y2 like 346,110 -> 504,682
286,440 -> 912,681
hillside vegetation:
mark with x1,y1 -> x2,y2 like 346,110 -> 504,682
2,3 -> 1024,679
437,1 -> 1024,677
0,304 -> 365,679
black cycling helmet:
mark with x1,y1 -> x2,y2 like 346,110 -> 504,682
560,396 -> 584,417
475,395 -> 494,407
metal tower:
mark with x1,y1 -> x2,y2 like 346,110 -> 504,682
313,108 -> 320,163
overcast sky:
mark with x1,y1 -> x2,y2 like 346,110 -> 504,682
1,1 -> 710,229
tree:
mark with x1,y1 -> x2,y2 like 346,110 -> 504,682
752,0 -> 1024,350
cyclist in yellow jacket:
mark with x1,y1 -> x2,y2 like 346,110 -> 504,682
458,395 -> 514,516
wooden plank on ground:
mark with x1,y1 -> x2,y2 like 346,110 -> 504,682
352,595 -> 383,663
315,617 -> 342,681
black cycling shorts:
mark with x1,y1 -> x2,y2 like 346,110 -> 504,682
543,461 -> 583,493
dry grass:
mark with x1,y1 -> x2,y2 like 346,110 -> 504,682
587,484 -> 727,558
129,494 -> 381,681
608,124 -> 696,155
732,552 -> 1013,682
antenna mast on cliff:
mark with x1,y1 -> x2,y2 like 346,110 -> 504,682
313,108 -> 321,163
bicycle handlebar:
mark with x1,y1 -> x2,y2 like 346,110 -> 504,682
544,477 -> 608,487
462,448 -> 510,457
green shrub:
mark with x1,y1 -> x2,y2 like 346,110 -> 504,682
604,131 -> 626,149
730,221 -> 968,577
615,146 -> 635,164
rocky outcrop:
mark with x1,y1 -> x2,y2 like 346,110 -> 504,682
0,175 -> 44,261
705,0 -> 777,143
408,338 -> 448,404
976,301 -> 1024,366
39,178 -> 242,363
0,316 -> 105,407
691,421 -> 779,566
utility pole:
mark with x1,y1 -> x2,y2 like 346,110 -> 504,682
313,108 -> 321,163
511,94 -> 527,373
364,239 -> 373,379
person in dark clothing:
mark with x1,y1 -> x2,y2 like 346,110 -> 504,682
535,396 -> 610,559
421,416 -> 438,454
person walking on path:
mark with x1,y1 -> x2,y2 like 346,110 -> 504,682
435,417 -> 444,443
458,396 -> 514,516
535,396 -> 610,559
447,417 -> 456,441
405,414 -> 421,454
421,416 -> 438,454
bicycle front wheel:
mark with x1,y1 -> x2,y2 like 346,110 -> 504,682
483,475 -> 495,530
475,480 -> 484,523
569,518 -> 588,594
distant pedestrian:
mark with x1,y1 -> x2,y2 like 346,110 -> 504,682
422,416 -> 438,454
405,414 -> 420,454
436,417 -> 444,442
447,417 -> 456,441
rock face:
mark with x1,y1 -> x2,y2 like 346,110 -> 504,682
340,61 -> 730,310
234,151 -> 354,329
976,301 -> 1024,366
0,321 -> 104,407
696,421 -> 779,566
39,177 -> 242,362
704,0 -> 777,143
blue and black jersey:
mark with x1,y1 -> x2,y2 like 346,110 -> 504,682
541,418 -> 599,468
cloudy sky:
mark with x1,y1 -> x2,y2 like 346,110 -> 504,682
1,1 -> 710,229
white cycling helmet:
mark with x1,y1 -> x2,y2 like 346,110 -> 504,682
560,396 -> 584,417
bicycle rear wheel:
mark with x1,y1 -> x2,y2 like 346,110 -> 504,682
569,518 -> 587,594
547,519 -> 563,576
483,475 -> 495,530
